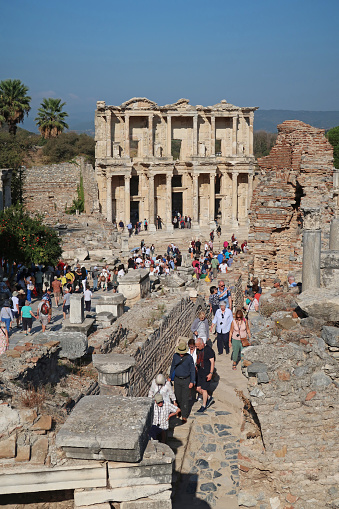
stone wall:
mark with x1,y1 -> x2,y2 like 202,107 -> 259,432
239,312 -> 339,508
249,120 -> 335,287
23,157 -> 99,220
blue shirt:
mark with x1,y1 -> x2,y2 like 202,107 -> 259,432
170,353 -> 195,383
218,288 -> 230,307
217,253 -> 224,264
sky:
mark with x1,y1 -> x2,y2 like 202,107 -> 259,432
1,0 -> 339,131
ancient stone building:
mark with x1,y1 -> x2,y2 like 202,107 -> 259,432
95,97 -> 257,230
249,120 -> 335,286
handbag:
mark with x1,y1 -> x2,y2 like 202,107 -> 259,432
241,337 -> 250,347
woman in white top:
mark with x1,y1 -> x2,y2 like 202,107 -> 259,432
148,374 -> 176,404
220,260 -> 227,274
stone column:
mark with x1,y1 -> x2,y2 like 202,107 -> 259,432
106,175 -> 112,222
193,115 -> 198,156
302,207 -> 321,292
124,175 -> 131,225
70,294 -> 85,324
248,173 -> 253,206
192,173 -> 199,228
329,218 -> 339,250
249,113 -> 254,155
106,110 -> 112,157
166,173 -> 173,231
148,114 -> 153,156
210,116 -> 215,156
232,116 -> 238,156
166,116 -> 172,157
148,174 -> 156,231
231,171 -> 239,226
124,114 -> 130,158
209,173 -> 215,225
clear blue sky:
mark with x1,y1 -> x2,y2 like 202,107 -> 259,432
1,0 -> 339,130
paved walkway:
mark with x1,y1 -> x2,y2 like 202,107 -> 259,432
170,351 -> 247,509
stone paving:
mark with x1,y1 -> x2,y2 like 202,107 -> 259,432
170,351 -> 248,509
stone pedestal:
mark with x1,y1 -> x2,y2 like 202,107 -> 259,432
34,331 -> 88,360
96,293 -> 126,317
118,269 -> 150,301
70,294 -> 85,324
329,218 -> 339,251
93,354 -> 135,395
56,395 -> 153,462
96,311 -> 115,328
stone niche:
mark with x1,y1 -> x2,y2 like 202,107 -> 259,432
56,395 -> 153,462
118,269 -> 150,301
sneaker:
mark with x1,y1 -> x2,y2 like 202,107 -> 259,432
197,406 -> 206,413
206,396 -> 214,409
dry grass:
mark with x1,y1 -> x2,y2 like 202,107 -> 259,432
20,384 -> 46,411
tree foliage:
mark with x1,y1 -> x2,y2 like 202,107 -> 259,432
0,205 -> 62,265
35,98 -> 69,139
42,132 -> 95,166
253,131 -> 277,159
0,79 -> 31,135
327,126 -> 339,169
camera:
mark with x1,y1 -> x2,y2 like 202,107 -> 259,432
236,333 -> 240,337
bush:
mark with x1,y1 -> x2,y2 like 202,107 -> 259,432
42,132 -> 95,166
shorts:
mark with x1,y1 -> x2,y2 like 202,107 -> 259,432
40,314 -> 49,326
197,368 -> 212,391
12,311 -> 19,319
63,305 -> 70,315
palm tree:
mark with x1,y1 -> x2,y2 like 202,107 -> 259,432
35,98 -> 69,138
0,79 -> 31,135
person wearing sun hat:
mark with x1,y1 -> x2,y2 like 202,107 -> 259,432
169,339 -> 195,423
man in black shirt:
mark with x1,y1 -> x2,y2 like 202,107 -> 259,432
195,338 -> 215,413
195,239 -> 201,255
169,340 -> 195,423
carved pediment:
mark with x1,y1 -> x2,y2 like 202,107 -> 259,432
121,97 -> 158,110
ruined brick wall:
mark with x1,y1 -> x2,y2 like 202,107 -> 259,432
23,157 -> 99,220
249,120 -> 334,287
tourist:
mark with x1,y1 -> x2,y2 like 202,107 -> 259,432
195,239 -> 201,255
216,225 -> 221,237
17,289 -> 26,325
92,266 -> 99,291
0,300 -> 13,334
217,280 -> 232,309
21,300 -> 36,336
42,288 -> 53,324
35,268 -> 43,296
118,220 -> 124,231
211,255 -> 219,279
209,286 -> 220,316
143,218 -> 148,231
204,242 -> 209,256
148,373 -> 176,404
99,269 -> 108,291
195,338 -> 215,413
149,393 -> 180,443
0,322 -> 9,354
36,295 -> 51,333
220,259 -> 228,274
192,257 -> 201,278
229,309 -> 251,370
169,340 -> 195,423
191,311 -> 210,346
211,301 -> 233,355
156,215 -> 163,229
127,222 -> 133,237
246,291 -> 259,312
62,289 -> 71,320
173,216 -> 178,228
11,291 -> 20,328
288,275 -> 297,288
81,266 -> 87,293
25,275 -> 34,304
188,338 -> 197,366
118,264 -> 125,277
52,276 -> 62,307
111,268 -> 119,293
84,286 -> 92,312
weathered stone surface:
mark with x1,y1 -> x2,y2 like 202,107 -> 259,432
31,436 -> 48,464
247,362 -> 268,376
120,501 -> 171,509
70,294 -> 85,324
34,331 -> 88,360
32,415 -> 53,431
0,436 -> 16,458
238,490 -> 257,507
15,444 -> 31,462
96,293 -> 126,317
96,311 -> 115,327
297,289 -> 339,321
74,484 -> 171,505
63,317 -> 95,336
118,269 -> 150,301
0,404 -> 20,434
93,354 -> 136,386
56,395 -> 153,462
322,326 -> 339,347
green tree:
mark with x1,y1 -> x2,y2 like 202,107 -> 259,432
327,126 -> 339,169
0,205 -> 62,266
0,79 -> 31,135
35,98 -> 69,139
42,132 -> 95,165
253,131 -> 277,159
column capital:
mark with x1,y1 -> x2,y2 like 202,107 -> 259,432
232,171 -> 239,178
124,174 -> 131,182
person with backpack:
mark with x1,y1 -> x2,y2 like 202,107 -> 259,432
21,300 -> 36,336
37,296 -> 51,333
0,301 -> 13,334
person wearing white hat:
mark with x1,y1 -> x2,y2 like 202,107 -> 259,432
148,373 -> 176,404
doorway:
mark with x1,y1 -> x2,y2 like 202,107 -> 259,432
172,192 -> 183,218
130,201 -> 139,225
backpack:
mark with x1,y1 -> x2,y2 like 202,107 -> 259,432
41,302 -> 49,315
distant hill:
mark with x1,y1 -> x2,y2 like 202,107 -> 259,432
20,109 -> 339,135
254,110 -> 339,132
